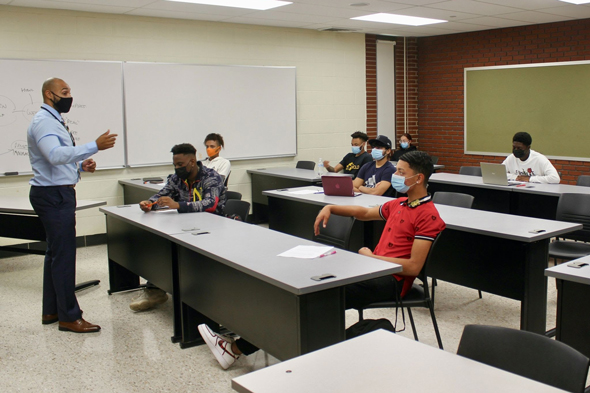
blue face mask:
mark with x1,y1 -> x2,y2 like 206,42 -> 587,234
352,146 -> 361,154
391,173 -> 418,193
371,148 -> 385,160
400,142 -> 409,149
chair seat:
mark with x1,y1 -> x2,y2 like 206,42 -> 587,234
549,241 -> 590,260
363,284 -> 427,309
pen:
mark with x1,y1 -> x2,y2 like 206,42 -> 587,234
314,191 -> 324,194
319,250 -> 337,258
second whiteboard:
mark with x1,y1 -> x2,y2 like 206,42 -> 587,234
124,62 -> 297,166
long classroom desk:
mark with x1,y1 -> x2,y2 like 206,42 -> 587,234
545,257 -> 590,358
247,166 -> 444,223
428,172 -> 590,219
119,179 -> 163,204
0,196 -> 106,255
232,329 -> 564,393
100,205 -> 401,360
263,186 -> 582,334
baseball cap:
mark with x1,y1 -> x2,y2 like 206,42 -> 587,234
368,135 -> 392,149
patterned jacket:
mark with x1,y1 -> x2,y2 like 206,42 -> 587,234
148,162 -> 226,215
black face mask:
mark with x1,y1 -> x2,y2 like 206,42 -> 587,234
51,92 -> 73,113
513,148 -> 526,159
175,164 -> 192,180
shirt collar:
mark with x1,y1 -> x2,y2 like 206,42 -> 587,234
400,194 -> 432,208
41,103 -> 62,122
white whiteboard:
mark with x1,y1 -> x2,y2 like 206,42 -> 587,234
123,62 -> 297,166
0,59 -> 125,175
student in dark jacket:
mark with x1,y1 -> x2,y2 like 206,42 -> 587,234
392,133 -> 417,162
323,131 -> 373,179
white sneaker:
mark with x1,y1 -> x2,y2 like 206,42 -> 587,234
129,288 -> 168,312
198,324 -> 239,370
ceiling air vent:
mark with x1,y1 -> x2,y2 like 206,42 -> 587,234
318,27 -> 359,33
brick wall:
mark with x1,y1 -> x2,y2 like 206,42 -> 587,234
365,34 -> 377,140
417,18 -> 590,184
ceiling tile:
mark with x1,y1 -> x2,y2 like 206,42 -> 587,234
456,16 -> 533,28
427,0 -> 525,15
472,0 -> 568,11
383,6 -> 480,20
142,0 -> 254,16
125,7 -> 229,21
534,5 -> 590,18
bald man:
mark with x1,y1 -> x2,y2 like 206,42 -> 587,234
28,77 -> 117,333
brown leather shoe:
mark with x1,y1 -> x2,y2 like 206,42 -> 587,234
58,318 -> 101,333
42,314 -> 59,325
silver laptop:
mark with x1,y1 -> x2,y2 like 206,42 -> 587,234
480,162 -> 523,186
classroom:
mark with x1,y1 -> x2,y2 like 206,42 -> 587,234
1,1 -> 590,392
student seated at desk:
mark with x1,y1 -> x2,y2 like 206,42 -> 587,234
353,135 -> 396,197
201,133 -> 231,182
198,151 -> 445,370
502,132 -> 560,184
391,133 -> 417,162
323,131 -> 372,179
131,143 -> 226,312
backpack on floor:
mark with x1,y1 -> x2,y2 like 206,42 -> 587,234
345,318 -> 395,340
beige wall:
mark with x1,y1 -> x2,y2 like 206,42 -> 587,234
0,5 -> 366,243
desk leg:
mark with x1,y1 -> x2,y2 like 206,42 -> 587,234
107,259 -> 140,295
180,302 -> 220,349
520,239 -> 549,334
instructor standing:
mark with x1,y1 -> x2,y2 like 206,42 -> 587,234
28,77 -> 117,333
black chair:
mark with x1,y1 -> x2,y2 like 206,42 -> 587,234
577,175 -> 590,187
225,190 -> 242,201
296,161 -> 315,170
459,166 -> 482,177
549,193 -> 590,262
430,156 -> 439,165
357,235 -> 444,349
224,200 -> 250,223
312,214 -> 355,250
432,191 -> 474,208
457,325 -> 590,393
224,171 -> 231,187
431,192 -> 480,301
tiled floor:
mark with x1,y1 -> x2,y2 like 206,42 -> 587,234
0,245 -> 560,392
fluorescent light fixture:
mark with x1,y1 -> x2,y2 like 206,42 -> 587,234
352,13 -> 447,26
559,0 -> 590,4
165,0 -> 292,11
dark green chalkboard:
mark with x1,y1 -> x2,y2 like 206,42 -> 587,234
465,61 -> 590,161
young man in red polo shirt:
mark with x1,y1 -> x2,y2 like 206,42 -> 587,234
198,151 -> 445,369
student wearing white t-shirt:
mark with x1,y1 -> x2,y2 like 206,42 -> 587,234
502,132 -> 560,184
202,133 -> 231,182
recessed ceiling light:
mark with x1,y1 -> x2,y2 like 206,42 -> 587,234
559,0 -> 590,4
352,13 -> 447,26
165,0 -> 292,11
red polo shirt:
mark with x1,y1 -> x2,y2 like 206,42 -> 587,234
375,196 -> 446,297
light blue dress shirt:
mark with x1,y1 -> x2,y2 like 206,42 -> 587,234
27,104 -> 98,186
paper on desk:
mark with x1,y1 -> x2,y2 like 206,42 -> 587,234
278,245 -> 334,259
156,182 -> 166,186
289,189 -> 320,195
151,209 -> 177,214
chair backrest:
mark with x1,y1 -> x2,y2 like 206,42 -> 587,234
577,175 -> 590,187
312,214 -> 355,250
414,234 -> 442,296
433,191 -> 474,209
459,166 -> 482,177
457,324 -> 590,393
430,156 -> 439,165
555,193 -> 590,242
225,191 -> 242,201
224,200 -> 250,222
296,160 -> 316,170
224,171 -> 231,187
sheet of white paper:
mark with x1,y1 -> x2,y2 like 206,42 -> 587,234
289,189 -> 320,195
278,245 -> 334,259
151,209 -> 177,214
156,182 -> 166,186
